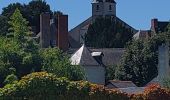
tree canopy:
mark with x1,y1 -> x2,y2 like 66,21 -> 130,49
0,9 -> 84,87
0,0 -> 52,35
115,23 -> 170,86
85,17 -> 133,48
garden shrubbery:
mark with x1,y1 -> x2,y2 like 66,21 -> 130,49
0,72 -> 128,100
1,72 -> 170,100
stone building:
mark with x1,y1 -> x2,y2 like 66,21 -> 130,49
70,45 -> 106,85
37,0 -> 170,86
69,0 -> 137,48
69,0 -> 135,85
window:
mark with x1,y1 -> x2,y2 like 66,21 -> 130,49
109,5 -> 112,10
96,5 -> 99,11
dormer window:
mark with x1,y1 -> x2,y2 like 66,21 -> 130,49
96,5 -> 99,11
109,5 -> 112,10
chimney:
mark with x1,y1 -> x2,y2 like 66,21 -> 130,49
40,13 -> 51,48
151,18 -> 158,33
57,15 -> 69,51
157,44 -> 170,85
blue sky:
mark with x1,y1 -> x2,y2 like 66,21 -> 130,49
0,0 -> 170,30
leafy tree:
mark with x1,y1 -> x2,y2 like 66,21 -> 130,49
106,65 -> 117,81
26,0 -> 51,33
40,48 -> 85,81
115,23 -> 170,86
115,40 -> 158,86
3,8 -> 41,81
85,17 -> 133,48
8,8 -> 30,43
1,3 -> 24,19
1,1 -> 52,35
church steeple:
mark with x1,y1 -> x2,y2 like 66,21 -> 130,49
92,0 -> 116,17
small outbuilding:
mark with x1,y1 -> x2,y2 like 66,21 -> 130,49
70,45 -> 106,85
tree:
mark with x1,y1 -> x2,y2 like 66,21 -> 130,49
8,8 -> 30,43
1,1 -> 52,35
106,65 -> 117,81
115,40 -> 158,86
1,3 -> 24,19
5,8 -> 41,81
40,48 -> 85,81
115,23 -> 170,86
85,17 -> 133,48
26,0 -> 52,33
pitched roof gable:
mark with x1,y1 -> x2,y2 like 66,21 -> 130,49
108,80 -> 136,88
70,45 -> 99,66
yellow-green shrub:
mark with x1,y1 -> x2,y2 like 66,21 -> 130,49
0,72 -> 128,100
2,72 -> 170,100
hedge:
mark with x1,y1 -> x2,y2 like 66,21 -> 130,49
0,72 -> 128,100
0,72 -> 170,100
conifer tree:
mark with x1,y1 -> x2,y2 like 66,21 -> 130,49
8,8 -> 30,43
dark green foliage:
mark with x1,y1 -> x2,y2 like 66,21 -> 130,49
26,0 -> 52,33
85,17 -> 133,48
1,3 -> 24,18
115,40 -> 158,86
0,15 -> 9,36
106,65 -> 117,81
0,3 -> 24,35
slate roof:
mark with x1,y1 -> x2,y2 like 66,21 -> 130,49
107,80 -> 137,88
69,47 -> 125,66
70,45 -> 100,66
157,21 -> 169,32
90,48 -> 125,66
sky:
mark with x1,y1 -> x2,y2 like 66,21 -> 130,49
0,0 -> 170,31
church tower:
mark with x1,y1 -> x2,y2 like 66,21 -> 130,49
92,0 -> 116,17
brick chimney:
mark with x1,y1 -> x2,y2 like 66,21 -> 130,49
57,15 -> 68,51
151,18 -> 158,33
40,13 -> 50,48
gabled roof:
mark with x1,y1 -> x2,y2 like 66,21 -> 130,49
69,48 -> 125,66
133,30 -> 151,40
90,48 -> 125,66
70,45 -> 99,66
